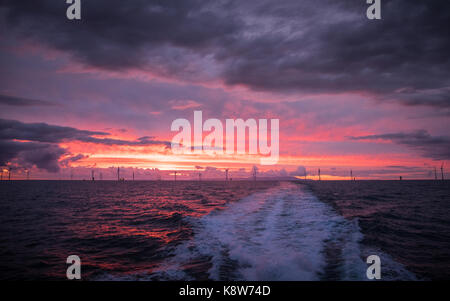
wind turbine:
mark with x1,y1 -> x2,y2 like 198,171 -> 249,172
252,166 -> 257,181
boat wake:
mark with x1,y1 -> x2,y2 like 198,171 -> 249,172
96,182 -> 416,280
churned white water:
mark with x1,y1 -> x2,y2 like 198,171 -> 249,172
150,182 -> 369,280
95,182 -> 416,281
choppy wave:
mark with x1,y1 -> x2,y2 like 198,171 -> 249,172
1,180 -> 421,280
127,182 -> 416,281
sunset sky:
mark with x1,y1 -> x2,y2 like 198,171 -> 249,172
0,0 -> 449,180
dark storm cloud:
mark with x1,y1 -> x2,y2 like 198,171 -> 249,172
0,94 -> 56,107
0,118 -> 170,172
76,136 -> 170,147
219,0 -> 450,107
60,153 -> 87,167
0,139 -> 66,172
0,0 -> 240,70
350,130 -> 450,160
1,0 -> 449,108
0,118 -> 170,146
0,118 -> 108,143
385,87 -> 450,109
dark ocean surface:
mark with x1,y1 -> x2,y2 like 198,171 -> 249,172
306,180 -> 450,280
0,180 -> 448,280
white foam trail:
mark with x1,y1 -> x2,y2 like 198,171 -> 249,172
97,182 -> 417,281
151,182 -> 368,280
